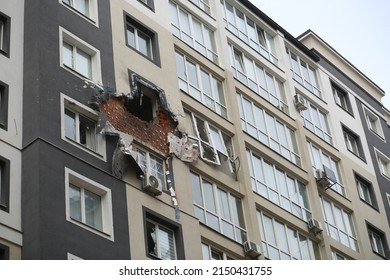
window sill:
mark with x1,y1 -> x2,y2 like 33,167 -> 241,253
64,137 -> 106,161
68,217 -> 113,241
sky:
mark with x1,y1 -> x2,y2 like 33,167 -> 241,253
250,0 -> 390,109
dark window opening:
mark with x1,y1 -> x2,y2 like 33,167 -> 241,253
0,81 -> 9,130
0,156 -> 10,212
0,244 -> 10,260
125,90 -> 154,122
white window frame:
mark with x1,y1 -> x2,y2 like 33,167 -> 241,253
135,146 -> 166,191
237,94 -> 300,165
301,102 -> 332,144
286,48 -> 321,97
61,93 -> 106,160
176,51 -> 227,118
230,46 -> 287,112
170,1 -> 217,62
191,172 -> 246,243
65,168 -> 114,240
257,211 -> 316,260
363,106 -> 385,139
189,0 -> 211,14
126,23 -> 153,60
146,219 -> 177,260
368,227 -> 386,257
60,27 -> 102,82
356,177 -> 374,206
375,149 -> 390,180
246,149 -> 311,221
344,129 -> 361,157
320,196 -> 358,251
185,110 -> 232,166
201,243 -> 234,260
60,0 -> 99,25
67,253 -> 83,260
307,141 -> 344,195
221,1 -> 277,64
331,250 -> 350,260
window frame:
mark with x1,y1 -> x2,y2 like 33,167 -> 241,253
363,106 -> 385,139
237,94 -> 300,166
221,1 -> 277,64
342,125 -> 365,160
257,211 -> 317,260
0,81 -> 9,130
170,1 -> 217,62
0,243 -> 10,260
246,149 -> 311,221
367,223 -> 389,258
176,51 -> 227,118
286,48 -> 321,97
201,242 -> 234,260
355,173 -> 377,209
65,168 -> 114,240
191,171 -> 246,243
0,156 -> 10,212
143,207 -> 184,260
60,0 -> 99,25
375,149 -> 390,180
332,82 -> 352,114
125,13 -> 160,65
61,94 -> 106,160
60,27 -> 102,82
137,0 -> 155,11
135,145 -> 167,191
301,101 -> 332,144
230,46 -> 287,112
0,12 -> 10,57
320,196 -> 358,251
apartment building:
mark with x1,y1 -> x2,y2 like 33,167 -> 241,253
0,0 -> 389,260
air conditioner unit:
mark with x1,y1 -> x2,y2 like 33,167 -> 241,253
294,94 -> 307,111
307,218 -> 323,234
243,241 -> 261,258
142,173 -> 162,196
315,165 -> 337,189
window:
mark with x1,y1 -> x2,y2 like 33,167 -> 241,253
320,196 -> 358,251
0,244 -> 9,260
367,224 -> 389,258
331,250 -> 350,260
65,168 -> 113,239
176,51 -> 227,118
221,1 -> 277,64
301,102 -> 331,144
135,146 -> 166,191
191,172 -> 246,242
0,12 -> 10,56
0,156 -> 10,212
61,0 -> 98,23
332,83 -> 352,113
355,174 -> 377,208
343,126 -> 364,159
237,94 -> 300,165
60,28 -> 101,81
364,106 -> 384,139
61,94 -> 106,158
170,2 -> 217,62
230,46 -> 287,112
375,149 -> 390,179
307,141 -> 344,195
144,208 -> 184,260
125,14 -> 159,64
246,149 -> 311,221
185,110 -> 233,169
201,243 -> 234,260
286,48 -> 320,97
257,211 -> 317,260
0,81 -> 8,130
137,0 -> 154,10
189,0 -> 211,14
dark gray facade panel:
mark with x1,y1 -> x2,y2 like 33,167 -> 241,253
22,140 -> 130,260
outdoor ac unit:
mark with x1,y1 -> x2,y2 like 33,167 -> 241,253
294,94 -> 307,111
315,165 -> 337,189
243,241 -> 261,258
142,173 -> 162,196
307,218 -> 323,234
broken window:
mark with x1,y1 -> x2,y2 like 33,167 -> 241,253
146,220 -> 176,260
125,89 -> 155,122
65,108 -> 97,151
185,110 -> 232,167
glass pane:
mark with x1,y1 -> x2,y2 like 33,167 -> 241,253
75,48 -> 91,78
64,109 -> 76,141
69,184 -> 81,222
79,114 -> 96,150
191,173 -> 203,206
187,61 -> 199,87
203,180 -> 216,213
127,26 -> 136,48
158,226 -> 176,260
62,42 -> 73,68
84,189 -> 102,230
231,196 -> 245,228
218,189 -> 230,220
137,30 -> 152,58
75,0 -> 89,16
201,243 -> 210,260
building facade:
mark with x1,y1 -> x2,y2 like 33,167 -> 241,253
0,0 -> 389,260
